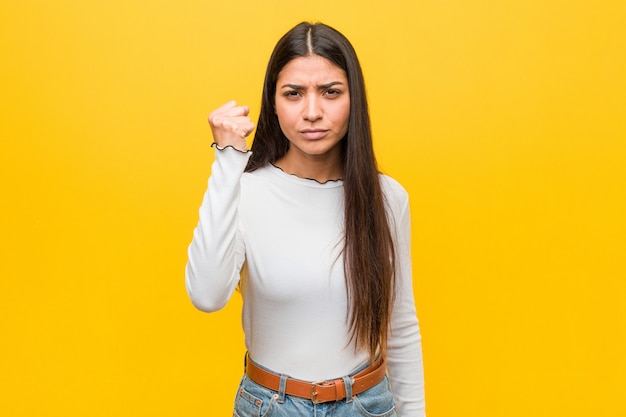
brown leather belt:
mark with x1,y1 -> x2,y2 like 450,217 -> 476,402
245,353 -> 387,404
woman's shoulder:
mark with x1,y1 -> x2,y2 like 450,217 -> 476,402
241,163 -> 274,180
379,173 -> 408,200
378,173 -> 409,220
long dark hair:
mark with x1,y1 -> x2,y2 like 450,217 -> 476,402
246,22 -> 396,360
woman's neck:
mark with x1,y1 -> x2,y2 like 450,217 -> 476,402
274,149 -> 343,183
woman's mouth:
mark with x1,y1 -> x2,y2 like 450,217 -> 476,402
300,129 -> 329,140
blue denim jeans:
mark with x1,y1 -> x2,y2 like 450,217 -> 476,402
232,358 -> 397,417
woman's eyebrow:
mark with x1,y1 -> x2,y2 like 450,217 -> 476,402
279,81 -> 345,89
319,81 -> 344,89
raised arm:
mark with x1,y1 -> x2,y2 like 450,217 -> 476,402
185,101 -> 254,312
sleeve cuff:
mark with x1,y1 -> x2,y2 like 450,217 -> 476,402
211,142 -> 251,154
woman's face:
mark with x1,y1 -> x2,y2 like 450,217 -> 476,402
274,55 -> 350,161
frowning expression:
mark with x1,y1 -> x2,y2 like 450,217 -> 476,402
275,55 -> 350,161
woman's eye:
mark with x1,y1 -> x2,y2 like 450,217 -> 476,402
283,90 -> 300,98
324,89 -> 341,97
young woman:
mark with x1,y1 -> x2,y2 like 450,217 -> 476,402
186,22 -> 425,416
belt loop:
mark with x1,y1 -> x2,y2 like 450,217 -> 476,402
342,375 -> 353,403
277,374 -> 288,404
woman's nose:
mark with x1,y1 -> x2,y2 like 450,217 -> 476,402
303,96 -> 322,121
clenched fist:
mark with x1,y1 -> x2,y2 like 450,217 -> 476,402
208,101 -> 255,152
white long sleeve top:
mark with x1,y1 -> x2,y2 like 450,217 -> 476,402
186,145 -> 425,416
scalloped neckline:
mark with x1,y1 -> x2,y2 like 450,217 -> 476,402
269,163 -> 344,185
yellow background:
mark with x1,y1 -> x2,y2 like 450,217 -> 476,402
1,0 -> 625,416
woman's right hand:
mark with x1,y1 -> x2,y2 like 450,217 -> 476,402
208,101 -> 255,152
